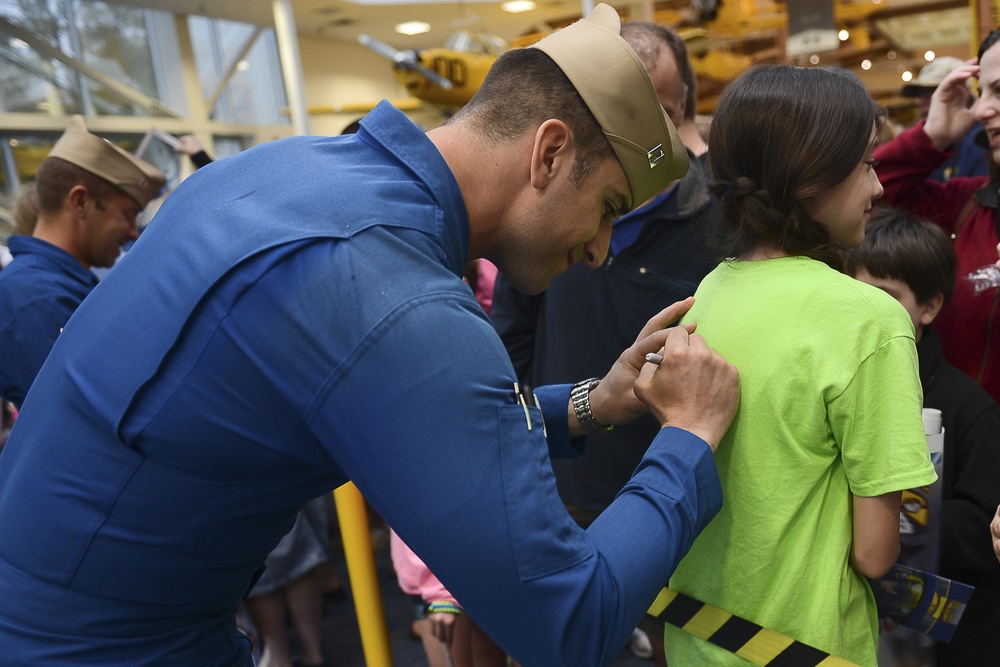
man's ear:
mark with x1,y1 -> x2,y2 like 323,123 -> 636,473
529,119 -> 574,191
66,184 -> 90,217
920,293 -> 945,327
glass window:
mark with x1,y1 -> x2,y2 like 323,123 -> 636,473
0,0 -> 84,114
212,136 -> 253,160
0,0 -> 289,150
74,0 -> 160,117
188,15 -> 288,126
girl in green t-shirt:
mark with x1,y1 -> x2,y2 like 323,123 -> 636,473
664,65 -> 938,667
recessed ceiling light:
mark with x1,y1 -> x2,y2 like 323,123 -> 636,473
502,0 -> 537,13
838,29 -> 849,41
924,50 -> 936,61
395,21 -> 431,36
902,70 -> 913,82
861,59 -> 872,70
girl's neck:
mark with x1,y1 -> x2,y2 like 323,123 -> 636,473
740,246 -> 791,262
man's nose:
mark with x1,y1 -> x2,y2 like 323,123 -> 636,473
583,222 -> 613,268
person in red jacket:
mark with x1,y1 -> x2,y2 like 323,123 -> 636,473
874,27 -> 1000,404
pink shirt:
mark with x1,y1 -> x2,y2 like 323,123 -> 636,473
390,530 -> 458,605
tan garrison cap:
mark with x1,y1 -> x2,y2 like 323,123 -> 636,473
901,56 -> 967,97
47,115 -> 166,208
532,3 -> 688,209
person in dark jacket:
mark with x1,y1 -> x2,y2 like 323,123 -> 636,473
844,205 -> 1000,667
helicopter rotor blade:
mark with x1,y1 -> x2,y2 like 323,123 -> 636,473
358,34 -> 401,63
358,33 -> 453,91
408,64 -> 453,91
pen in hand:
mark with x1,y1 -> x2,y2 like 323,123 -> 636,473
645,352 -> 663,365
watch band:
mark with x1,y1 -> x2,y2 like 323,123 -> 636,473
571,378 -> 613,434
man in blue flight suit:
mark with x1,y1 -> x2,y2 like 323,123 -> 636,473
0,6 -> 739,666
491,22 -> 716,664
0,116 -> 164,407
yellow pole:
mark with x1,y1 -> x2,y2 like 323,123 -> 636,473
334,482 -> 394,667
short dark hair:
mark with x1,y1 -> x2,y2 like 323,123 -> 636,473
620,22 -> 696,120
706,65 -> 886,269
843,205 -> 957,305
36,157 -> 117,216
449,47 -> 612,187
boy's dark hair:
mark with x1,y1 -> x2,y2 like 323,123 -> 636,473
843,205 -> 957,304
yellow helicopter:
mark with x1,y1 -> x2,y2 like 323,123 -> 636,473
348,0 -> 892,116
358,30 -> 502,108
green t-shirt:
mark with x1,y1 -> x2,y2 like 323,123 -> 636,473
664,257 -> 937,667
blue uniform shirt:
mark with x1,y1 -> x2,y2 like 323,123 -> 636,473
608,181 -> 678,256
0,102 -> 722,666
930,123 -> 990,182
0,235 -> 99,407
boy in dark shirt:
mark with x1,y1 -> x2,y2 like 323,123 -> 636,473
844,205 -> 1000,666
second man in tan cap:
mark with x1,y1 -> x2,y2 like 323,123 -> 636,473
0,115 -> 164,407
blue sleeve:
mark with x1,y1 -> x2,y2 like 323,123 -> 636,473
0,293 -> 76,407
533,383 -> 586,459
308,291 -> 722,666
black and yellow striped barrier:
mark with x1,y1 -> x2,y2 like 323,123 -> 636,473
646,587 -> 860,667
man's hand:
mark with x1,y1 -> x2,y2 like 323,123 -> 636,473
584,298 -> 697,429
175,135 -> 205,157
924,60 -> 981,151
633,325 -> 739,452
